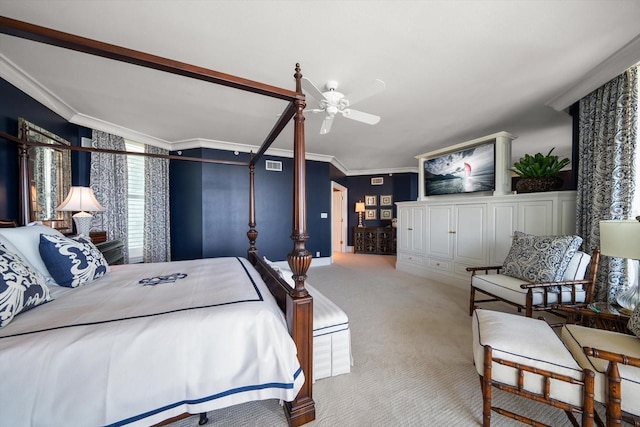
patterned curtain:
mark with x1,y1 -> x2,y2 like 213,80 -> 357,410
143,145 -> 171,262
90,130 -> 129,263
577,66 -> 638,302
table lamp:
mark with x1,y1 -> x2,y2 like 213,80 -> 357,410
355,201 -> 366,227
599,218 -> 640,314
57,186 -> 105,237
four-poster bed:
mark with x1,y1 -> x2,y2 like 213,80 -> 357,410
0,16 -> 315,426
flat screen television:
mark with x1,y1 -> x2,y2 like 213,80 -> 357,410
423,142 -> 495,196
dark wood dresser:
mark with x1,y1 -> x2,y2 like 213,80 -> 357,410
353,226 -> 396,255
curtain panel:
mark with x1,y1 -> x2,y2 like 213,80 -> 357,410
90,130 -> 129,263
577,65 -> 638,302
143,145 -> 171,263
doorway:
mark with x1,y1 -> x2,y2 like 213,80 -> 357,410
331,182 -> 347,254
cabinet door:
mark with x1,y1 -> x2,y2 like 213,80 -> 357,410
427,205 -> 453,259
488,202 -> 517,265
454,204 -> 487,265
398,206 -> 425,254
518,200 -> 553,235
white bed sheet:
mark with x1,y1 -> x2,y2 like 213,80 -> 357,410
0,257 -> 304,427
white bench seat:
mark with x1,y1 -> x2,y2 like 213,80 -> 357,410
307,283 -> 352,381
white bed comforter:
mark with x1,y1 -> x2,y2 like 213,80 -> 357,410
0,257 -> 304,427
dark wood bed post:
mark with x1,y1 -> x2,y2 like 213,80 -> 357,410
284,64 -> 316,427
18,121 -> 31,226
247,153 -> 258,254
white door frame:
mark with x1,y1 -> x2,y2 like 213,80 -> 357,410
331,181 -> 348,254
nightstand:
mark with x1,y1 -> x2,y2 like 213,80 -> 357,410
94,239 -> 124,265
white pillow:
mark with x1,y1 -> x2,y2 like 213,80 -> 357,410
0,223 -> 64,284
562,251 -> 591,281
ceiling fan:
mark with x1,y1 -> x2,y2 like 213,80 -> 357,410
301,77 -> 385,134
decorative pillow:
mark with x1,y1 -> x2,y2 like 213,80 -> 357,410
0,223 -> 65,284
502,231 -> 583,284
562,251 -> 591,281
628,303 -> 640,339
0,242 -> 51,328
39,234 -> 110,288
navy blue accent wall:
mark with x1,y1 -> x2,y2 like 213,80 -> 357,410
169,148 -> 204,260
343,172 -> 418,246
169,149 -> 332,262
0,78 -> 89,221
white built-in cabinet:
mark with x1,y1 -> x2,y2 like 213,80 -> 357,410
395,191 -> 577,288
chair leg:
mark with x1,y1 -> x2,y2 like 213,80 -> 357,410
482,346 -> 493,427
470,285 -> 476,316
582,369 -> 595,427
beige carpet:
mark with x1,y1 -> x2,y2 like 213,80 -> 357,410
171,252 -> 594,426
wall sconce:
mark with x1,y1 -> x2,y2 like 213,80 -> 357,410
355,201 -> 366,227
57,186 -> 105,237
599,218 -> 640,314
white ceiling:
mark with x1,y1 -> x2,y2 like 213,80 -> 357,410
1,1 -> 640,174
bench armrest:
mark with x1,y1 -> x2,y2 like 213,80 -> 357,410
583,346 -> 640,368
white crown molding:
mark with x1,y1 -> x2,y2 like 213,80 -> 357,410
170,138 -> 335,163
547,34 -> 640,111
344,166 -> 419,176
0,53 -> 77,120
69,113 -> 173,149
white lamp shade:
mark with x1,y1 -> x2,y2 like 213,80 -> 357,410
355,202 -> 366,213
57,187 -> 105,212
599,220 -> 640,260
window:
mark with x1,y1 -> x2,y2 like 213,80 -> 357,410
125,141 -> 145,263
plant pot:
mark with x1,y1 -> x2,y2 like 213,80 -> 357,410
515,176 -> 563,193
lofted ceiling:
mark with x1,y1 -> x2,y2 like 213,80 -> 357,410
1,1 -> 639,174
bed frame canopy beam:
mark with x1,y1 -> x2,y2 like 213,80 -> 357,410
0,16 -> 298,101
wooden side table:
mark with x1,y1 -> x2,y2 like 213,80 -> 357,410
558,302 -> 631,334
95,239 -> 125,265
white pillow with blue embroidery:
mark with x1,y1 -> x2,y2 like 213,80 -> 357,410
502,231 -> 583,285
0,242 -> 51,328
39,234 -> 110,288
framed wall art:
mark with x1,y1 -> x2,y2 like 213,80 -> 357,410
380,195 -> 392,206
371,177 -> 384,185
380,209 -> 393,220
365,195 -> 377,207
365,209 -> 377,220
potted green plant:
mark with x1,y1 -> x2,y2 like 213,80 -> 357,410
511,148 -> 570,193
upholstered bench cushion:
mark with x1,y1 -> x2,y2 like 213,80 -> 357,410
262,258 -> 352,382
306,282 -> 352,381
472,273 -> 587,306
561,324 -> 640,416
472,309 -> 585,406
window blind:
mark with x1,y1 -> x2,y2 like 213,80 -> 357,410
125,141 -> 145,263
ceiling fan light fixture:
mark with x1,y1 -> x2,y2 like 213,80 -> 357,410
301,76 -> 385,134
325,80 -> 339,91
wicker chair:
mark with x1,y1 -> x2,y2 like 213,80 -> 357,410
468,248 -> 600,318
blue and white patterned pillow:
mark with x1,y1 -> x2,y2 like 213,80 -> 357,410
0,242 -> 51,328
39,234 -> 110,288
502,231 -> 583,284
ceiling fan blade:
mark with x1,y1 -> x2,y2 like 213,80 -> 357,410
342,109 -> 380,125
320,115 -> 334,134
301,77 -> 327,101
345,79 -> 385,107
